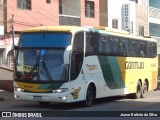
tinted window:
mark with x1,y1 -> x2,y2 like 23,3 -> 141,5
19,32 -> 71,47
73,32 -> 84,53
85,32 -> 99,56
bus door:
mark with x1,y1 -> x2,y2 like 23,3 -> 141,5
69,31 -> 85,101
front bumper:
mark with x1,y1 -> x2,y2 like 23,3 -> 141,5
14,91 -> 70,103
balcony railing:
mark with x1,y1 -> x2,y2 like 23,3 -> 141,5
149,7 -> 160,19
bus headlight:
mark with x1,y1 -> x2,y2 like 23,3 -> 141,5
15,88 -> 24,92
52,88 -> 68,93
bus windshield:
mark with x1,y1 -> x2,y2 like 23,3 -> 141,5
15,32 -> 71,82
19,32 -> 71,47
16,49 -> 68,82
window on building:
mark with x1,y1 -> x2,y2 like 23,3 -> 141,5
17,0 -> 31,10
46,0 -> 51,4
85,0 -> 95,18
139,25 -> 144,36
59,0 -> 62,14
112,19 -> 118,29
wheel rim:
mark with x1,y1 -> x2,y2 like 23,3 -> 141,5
143,82 -> 147,94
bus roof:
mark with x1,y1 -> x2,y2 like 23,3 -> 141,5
22,26 -> 82,33
22,26 -> 156,43
94,26 -> 156,42
93,26 -> 129,35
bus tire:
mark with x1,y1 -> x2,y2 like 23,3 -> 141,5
39,102 -> 50,106
141,81 -> 148,98
83,85 -> 95,107
133,81 -> 142,99
127,81 -> 142,99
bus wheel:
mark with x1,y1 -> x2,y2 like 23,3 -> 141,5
84,85 -> 94,107
134,81 -> 142,99
128,81 -> 142,99
39,102 -> 50,107
141,81 -> 147,98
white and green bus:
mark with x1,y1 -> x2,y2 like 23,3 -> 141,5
14,26 -> 158,106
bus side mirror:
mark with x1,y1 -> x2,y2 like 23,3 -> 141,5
64,45 -> 72,64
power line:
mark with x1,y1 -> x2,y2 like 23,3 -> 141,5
0,0 -> 153,35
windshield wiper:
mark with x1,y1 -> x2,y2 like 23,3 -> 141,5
39,49 -> 52,80
29,50 -> 40,80
40,60 -> 52,80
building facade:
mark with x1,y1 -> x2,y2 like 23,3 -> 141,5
0,0 -> 108,69
3,0 -> 107,33
108,0 -> 148,36
0,0 -> 4,35
149,0 -> 160,54
0,0 -> 158,70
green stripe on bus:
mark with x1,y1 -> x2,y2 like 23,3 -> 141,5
98,56 -> 125,89
38,83 -> 63,90
47,83 -> 64,90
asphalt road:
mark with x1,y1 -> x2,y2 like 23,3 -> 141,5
0,90 -> 160,120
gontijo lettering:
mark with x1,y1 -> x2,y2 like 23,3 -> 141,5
125,61 -> 144,69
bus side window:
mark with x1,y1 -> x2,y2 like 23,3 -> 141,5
130,40 -> 139,57
152,42 -> 157,58
135,40 -> 140,57
130,40 -> 134,56
114,37 -> 119,56
125,39 -> 130,57
85,32 -> 99,56
100,35 -> 108,55
73,32 -> 84,53
139,41 -> 147,57
98,35 -> 102,54
123,38 -> 130,57
119,38 -> 126,56
110,36 -> 114,55
147,42 -> 152,58
106,36 -> 110,55
86,32 -> 92,56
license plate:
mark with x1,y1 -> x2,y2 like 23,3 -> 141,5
33,96 -> 42,100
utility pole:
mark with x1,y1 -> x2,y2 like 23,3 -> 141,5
11,14 -> 15,48
11,14 -> 15,70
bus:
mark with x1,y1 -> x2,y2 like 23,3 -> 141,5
14,26 -> 158,106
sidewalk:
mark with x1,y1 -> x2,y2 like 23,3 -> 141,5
0,90 -> 4,100
0,90 -> 14,101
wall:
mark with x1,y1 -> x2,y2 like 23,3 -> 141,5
0,67 -> 13,92
136,4 -> 149,36
0,1 -> 4,35
99,0 -> 108,26
6,0 -> 59,32
81,0 -> 100,26
0,26 -> 4,35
